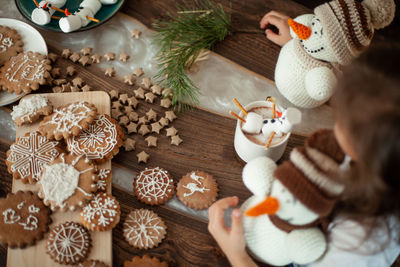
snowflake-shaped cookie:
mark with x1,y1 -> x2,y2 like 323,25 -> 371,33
123,209 -> 167,249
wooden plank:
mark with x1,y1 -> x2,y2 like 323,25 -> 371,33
7,92 -> 113,267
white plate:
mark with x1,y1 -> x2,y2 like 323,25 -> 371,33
0,18 -> 47,106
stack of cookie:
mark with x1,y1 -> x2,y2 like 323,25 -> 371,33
2,95 -> 125,266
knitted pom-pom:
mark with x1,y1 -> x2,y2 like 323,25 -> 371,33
288,19 -> 312,40
363,0 -> 396,29
242,157 -> 277,198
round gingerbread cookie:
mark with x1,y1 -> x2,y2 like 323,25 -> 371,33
66,114 -> 124,163
11,95 -> 53,126
0,191 -> 51,248
124,255 -> 168,267
80,193 -> 120,231
39,101 -> 98,140
96,168 -> 111,192
0,26 -> 23,66
77,259 -> 109,267
6,131 -> 62,184
38,153 -> 98,211
0,51 -> 51,94
134,167 -> 175,205
46,221 -> 91,265
123,209 -> 167,250
177,171 -> 218,210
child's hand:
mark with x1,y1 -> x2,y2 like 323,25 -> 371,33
208,197 -> 257,267
260,11 -> 292,46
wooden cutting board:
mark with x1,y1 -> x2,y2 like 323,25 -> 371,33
7,91 -> 112,267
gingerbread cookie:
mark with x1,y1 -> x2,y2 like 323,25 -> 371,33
11,95 -> 53,126
0,26 -> 23,66
123,209 -> 167,249
0,51 -> 51,94
0,191 -> 51,248
177,171 -> 218,210
134,167 -> 175,205
124,255 -> 168,267
96,168 -> 111,192
46,221 -> 91,265
39,101 -> 98,140
6,131 -> 62,184
80,193 -> 120,231
77,260 -> 109,267
66,114 -> 124,162
38,153 -> 98,211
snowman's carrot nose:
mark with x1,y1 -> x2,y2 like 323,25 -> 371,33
288,19 -> 311,40
245,196 -> 280,216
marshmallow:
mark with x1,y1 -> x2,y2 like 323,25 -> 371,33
32,7 -> 53,25
80,0 -> 102,14
75,8 -> 94,27
280,107 -> 302,133
59,15 -> 82,33
242,112 -> 263,134
262,107 -> 302,137
100,0 -> 118,4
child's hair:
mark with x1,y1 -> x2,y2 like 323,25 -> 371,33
333,42 -> 400,225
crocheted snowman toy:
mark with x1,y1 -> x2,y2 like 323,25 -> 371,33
241,129 -> 346,265
274,0 -> 396,108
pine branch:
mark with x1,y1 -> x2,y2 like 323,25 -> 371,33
153,0 -> 232,111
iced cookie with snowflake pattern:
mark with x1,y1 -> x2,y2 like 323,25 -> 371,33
96,168 -> 111,192
80,193 -> 120,231
38,153 -> 98,211
177,171 -> 218,210
123,209 -> 167,250
66,114 -> 124,163
11,95 -> 53,126
134,167 -> 175,205
124,255 -> 168,267
0,26 -> 23,66
46,221 -> 91,265
0,52 -> 52,94
6,131 -> 62,184
39,101 -> 98,140
0,191 -> 51,248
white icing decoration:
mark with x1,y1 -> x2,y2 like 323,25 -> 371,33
67,115 -> 118,160
18,214 -> 38,230
6,53 -> 46,82
135,167 -> 173,202
81,194 -> 118,227
3,208 -> 21,224
183,172 -> 210,197
7,132 -> 59,181
17,201 -> 25,209
11,95 -> 49,121
123,209 -> 165,248
28,205 -> 40,213
42,102 -> 93,135
96,169 -> 111,191
0,33 -> 14,53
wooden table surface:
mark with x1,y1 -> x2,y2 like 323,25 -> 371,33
1,0 -> 399,266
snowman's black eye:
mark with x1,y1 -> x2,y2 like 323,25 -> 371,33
314,31 -> 318,34
271,119 -> 275,123
263,120 -> 268,124
312,22 -> 315,26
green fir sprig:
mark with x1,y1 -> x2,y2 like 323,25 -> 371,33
153,0 -> 232,111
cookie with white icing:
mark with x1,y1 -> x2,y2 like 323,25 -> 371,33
0,26 -> 23,66
46,221 -> 91,265
38,153 -> 98,211
134,167 -> 175,205
80,193 -> 120,231
39,101 -> 98,140
177,170 -> 218,210
66,114 -> 124,163
0,191 -> 51,248
11,95 -> 53,126
0,51 -> 51,94
6,131 -> 62,184
123,209 -> 167,250
96,168 -> 111,192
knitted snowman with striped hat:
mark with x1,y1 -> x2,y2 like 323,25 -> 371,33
274,0 -> 396,108
241,129 -> 346,265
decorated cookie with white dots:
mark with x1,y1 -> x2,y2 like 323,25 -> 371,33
46,221 -> 91,265
80,193 -> 120,231
0,191 -> 51,248
96,168 -> 111,193
134,167 -> 175,205
123,209 -> 167,250
0,26 -> 23,65
38,153 -> 98,212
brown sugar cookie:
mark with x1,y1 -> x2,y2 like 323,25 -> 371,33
123,209 -> 167,249
177,171 -> 218,210
0,191 -> 51,248
38,153 -> 98,211
46,221 -> 91,265
39,101 -> 98,140
0,26 -> 24,66
134,167 -> 175,205
124,255 -> 168,267
66,114 -> 124,163
80,193 -> 120,231
6,131 -> 62,184
11,95 -> 53,126
96,168 -> 111,192
0,51 -> 52,94
77,260 -> 109,267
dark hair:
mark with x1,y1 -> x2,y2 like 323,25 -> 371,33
332,42 -> 400,237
